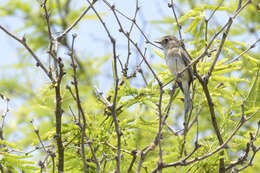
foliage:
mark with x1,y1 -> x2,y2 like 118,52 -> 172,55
0,0 -> 259,172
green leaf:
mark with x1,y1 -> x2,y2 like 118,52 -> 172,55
242,54 -> 260,65
212,76 -> 248,82
232,107 -> 260,117
139,116 -> 157,126
225,43 -> 260,64
94,54 -> 112,68
152,48 -> 164,59
150,17 -> 175,24
224,40 -> 247,48
185,16 -> 202,33
202,4 -> 232,11
194,22 -> 204,40
245,66 -> 260,108
0,140 -> 20,150
178,9 -> 201,24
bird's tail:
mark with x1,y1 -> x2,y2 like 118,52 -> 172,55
183,85 -> 191,136
184,90 -> 191,115
183,84 -> 191,115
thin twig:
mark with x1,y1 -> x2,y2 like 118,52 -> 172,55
137,84 -> 177,172
206,18 -> 233,79
94,87 -> 113,108
41,0 -> 54,53
70,34 -> 88,172
225,37 -> 260,65
0,94 -> 9,140
56,0 -> 98,41
155,104 -> 259,170
0,25 -> 53,81
104,2 -> 162,86
204,0 -> 224,47
127,150 -> 138,173
105,142 -> 132,155
102,0 -> 161,49
187,106 -> 202,133
30,120 -> 51,171
177,0 -> 252,77
69,34 -> 100,172
157,87 -> 164,173
233,120 -> 260,171
168,0 -> 183,41
124,0 -> 139,76
86,0 -> 122,171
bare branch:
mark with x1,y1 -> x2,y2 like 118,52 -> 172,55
168,0 -> 183,41
56,0 -> 98,41
137,84 -> 177,172
204,0 -> 224,48
94,87 -> 113,108
225,37 -> 260,65
0,25 -> 54,81
102,0 -> 161,49
231,120 -> 260,171
86,0 -> 122,171
157,104 -> 259,170
68,34 -> 100,172
30,120 -> 55,172
103,1 -> 162,86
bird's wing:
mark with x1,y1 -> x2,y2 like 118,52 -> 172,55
180,49 -> 194,85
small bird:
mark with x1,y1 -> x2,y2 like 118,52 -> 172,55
155,35 -> 193,115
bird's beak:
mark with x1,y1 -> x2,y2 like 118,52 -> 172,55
154,40 -> 162,44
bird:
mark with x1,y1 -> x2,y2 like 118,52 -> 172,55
155,35 -> 193,115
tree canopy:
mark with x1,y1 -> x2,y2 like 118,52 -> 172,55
0,0 -> 259,172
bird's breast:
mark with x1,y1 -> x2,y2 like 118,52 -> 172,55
165,51 -> 189,81
165,55 -> 178,75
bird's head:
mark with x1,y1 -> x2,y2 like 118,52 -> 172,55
154,35 -> 180,50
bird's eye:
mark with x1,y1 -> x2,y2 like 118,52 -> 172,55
164,38 -> 169,43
